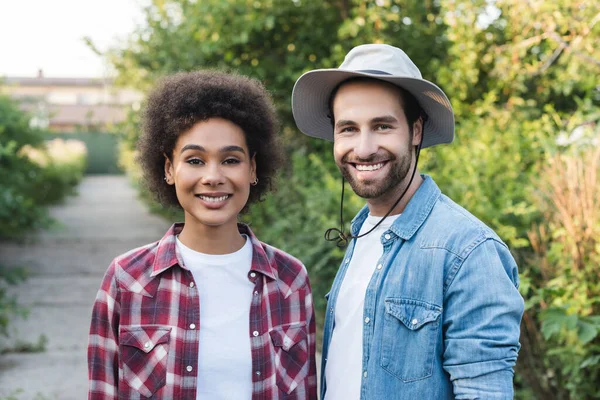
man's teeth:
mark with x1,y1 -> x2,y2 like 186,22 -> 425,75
355,163 -> 384,171
198,195 -> 229,202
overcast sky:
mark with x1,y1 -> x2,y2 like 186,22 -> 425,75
1,0 -> 144,78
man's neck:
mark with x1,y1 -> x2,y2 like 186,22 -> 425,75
366,173 -> 424,217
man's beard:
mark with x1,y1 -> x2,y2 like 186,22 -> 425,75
339,147 -> 413,199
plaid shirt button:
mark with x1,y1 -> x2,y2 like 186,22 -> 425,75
189,323 -> 196,329
189,282 -> 195,288
255,371 -> 261,376
144,341 -> 151,349
249,272 -> 257,279
186,365 -> 193,372
253,331 -> 259,337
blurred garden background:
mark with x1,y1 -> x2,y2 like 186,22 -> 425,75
1,0 -> 599,398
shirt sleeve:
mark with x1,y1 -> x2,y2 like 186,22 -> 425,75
442,238 -> 524,399
88,259 -> 121,400
304,281 -> 318,400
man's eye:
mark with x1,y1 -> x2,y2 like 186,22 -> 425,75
376,124 -> 392,130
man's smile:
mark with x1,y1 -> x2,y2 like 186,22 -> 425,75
353,162 -> 387,171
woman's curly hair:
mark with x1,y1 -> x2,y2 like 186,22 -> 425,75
137,70 -> 284,212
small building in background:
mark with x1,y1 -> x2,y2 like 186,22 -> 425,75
1,70 -> 142,132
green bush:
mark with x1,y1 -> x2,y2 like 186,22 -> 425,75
0,95 -> 88,340
517,146 -> 600,399
103,0 -> 600,396
0,96 -> 51,238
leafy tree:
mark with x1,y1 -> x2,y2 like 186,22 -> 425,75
102,1 -> 600,396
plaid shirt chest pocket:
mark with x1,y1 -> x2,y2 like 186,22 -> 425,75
119,325 -> 172,398
269,323 -> 309,395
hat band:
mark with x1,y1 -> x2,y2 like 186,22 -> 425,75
358,69 -> 391,75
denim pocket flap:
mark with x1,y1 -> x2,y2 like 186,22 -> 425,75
120,325 -> 172,354
269,323 -> 307,351
385,299 -> 442,331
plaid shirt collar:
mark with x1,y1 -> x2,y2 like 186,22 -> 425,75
150,223 -> 277,280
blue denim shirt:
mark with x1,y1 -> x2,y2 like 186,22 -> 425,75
321,176 -> 524,400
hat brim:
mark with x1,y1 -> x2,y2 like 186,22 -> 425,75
291,69 -> 454,149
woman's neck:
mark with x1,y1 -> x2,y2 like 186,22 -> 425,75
178,221 -> 245,255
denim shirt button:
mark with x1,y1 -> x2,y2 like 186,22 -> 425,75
363,371 -> 368,378
364,317 -> 370,324
345,258 -> 350,264
376,264 -> 383,270
384,233 -> 391,240
412,318 -> 418,325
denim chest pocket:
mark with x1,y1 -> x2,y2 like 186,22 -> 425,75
380,298 -> 442,382
119,325 -> 172,398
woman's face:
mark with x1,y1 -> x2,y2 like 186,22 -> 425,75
164,118 -> 256,231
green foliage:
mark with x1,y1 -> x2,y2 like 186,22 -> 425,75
244,148 -> 364,322
0,267 -> 28,337
45,132 -> 122,175
518,147 -> 600,399
0,95 -> 87,343
102,0 -> 600,396
0,334 -> 48,355
0,96 -> 51,238
0,95 -> 88,239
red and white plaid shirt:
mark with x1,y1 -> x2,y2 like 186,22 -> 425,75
88,223 -> 317,399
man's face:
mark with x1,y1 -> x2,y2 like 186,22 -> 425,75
332,80 -> 422,213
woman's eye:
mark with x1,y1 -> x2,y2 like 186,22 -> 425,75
223,158 -> 240,165
186,158 -> 203,165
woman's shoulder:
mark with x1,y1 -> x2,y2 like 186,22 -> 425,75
110,224 -> 179,275
106,240 -> 162,283
260,241 -> 311,288
241,224 -> 310,290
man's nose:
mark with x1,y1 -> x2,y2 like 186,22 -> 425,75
354,131 -> 378,160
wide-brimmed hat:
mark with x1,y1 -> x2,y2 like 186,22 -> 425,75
291,44 -> 454,148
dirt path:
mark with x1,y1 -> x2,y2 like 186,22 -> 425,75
0,175 -> 170,400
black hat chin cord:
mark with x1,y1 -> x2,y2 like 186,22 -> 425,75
325,137 -> 423,248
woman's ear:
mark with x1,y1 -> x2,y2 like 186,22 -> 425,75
250,153 -> 257,184
164,153 -> 174,185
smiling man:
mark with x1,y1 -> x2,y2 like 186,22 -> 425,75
292,44 -> 524,399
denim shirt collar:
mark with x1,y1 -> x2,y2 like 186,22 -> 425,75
350,175 -> 441,240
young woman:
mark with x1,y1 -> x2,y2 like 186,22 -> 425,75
88,71 -> 317,399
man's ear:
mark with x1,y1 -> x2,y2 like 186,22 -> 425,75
412,117 -> 423,146
164,153 -> 174,185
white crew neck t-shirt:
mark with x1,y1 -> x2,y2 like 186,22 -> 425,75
324,213 -> 401,400
176,235 -> 254,400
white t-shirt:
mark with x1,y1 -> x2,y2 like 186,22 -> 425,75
324,214 -> 400,400
176,235 -> 254,400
